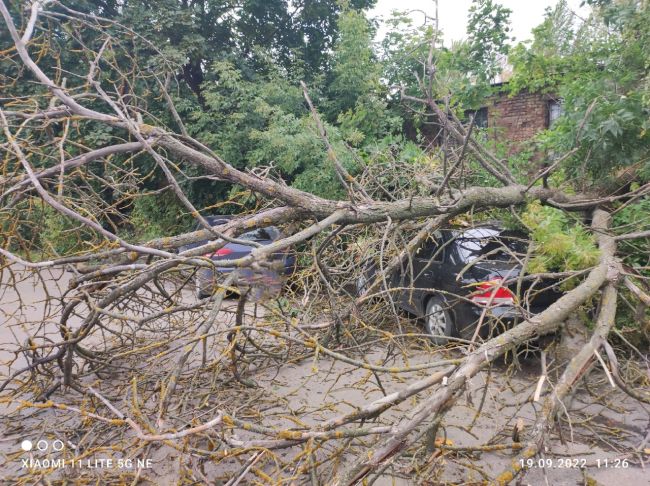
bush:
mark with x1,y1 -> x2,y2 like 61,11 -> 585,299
612,196 -> 650,274
129,193 -> 193,241
40,205 -> 99,256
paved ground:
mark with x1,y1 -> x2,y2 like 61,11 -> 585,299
1,266 -> 72,383
1,265 -> 648,484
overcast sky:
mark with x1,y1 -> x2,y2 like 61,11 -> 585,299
369,0 -> 590,46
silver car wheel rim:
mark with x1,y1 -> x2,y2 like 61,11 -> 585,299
427,303 -> 447,336
357,275 -> 368,294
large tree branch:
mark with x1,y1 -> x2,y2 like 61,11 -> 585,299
1,141 -> 146,201
0,1 -> 117,122
492,281 -> 620,485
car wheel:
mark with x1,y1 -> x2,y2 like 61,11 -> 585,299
196,278 -> 211,299
355,264 -> 376,297
356,273 -> 370,296
424,296 -> 455,345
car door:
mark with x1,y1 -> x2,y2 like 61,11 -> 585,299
398,231 -> 445,314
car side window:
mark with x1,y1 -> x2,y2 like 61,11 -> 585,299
194,217 -> 229,231
415,232 -> 444,262
240,228 -> 272,241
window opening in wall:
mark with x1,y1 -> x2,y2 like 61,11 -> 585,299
472,107 -> 488,129
548,99 -> 563,127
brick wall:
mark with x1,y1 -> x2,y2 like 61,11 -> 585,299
486,90 -> 549,144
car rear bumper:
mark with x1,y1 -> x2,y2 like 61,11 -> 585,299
453,303 -> 545,340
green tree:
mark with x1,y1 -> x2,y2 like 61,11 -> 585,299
379,0 -> 512,137
328,9 -> 379,114
465,0 -> 513,83
53,0 -> 376,100
509,0 -> 650,187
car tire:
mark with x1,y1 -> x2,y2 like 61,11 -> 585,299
196,279 -> 212,299
355,263 -> 376,297
424,296 -> 455,345
197,289 -> 211,299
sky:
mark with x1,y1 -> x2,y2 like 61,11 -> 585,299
369,0 -> 590,46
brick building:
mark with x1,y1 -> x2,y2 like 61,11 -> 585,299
408,80 -> 563,151
471,85 -> 562,147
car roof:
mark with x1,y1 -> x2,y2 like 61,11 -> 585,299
455,226 -> 501,238
205,215 -> 234,225
438,223 -> 504,237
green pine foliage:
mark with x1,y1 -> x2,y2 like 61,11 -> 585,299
521,202 -> 600,280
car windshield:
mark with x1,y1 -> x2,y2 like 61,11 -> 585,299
192,218 -> 276,242
454,228 -> 527,263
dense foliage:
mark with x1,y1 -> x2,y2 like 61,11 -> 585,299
521,201 -> 600,278
2,0 -> 648,274
509,0 -> 650,187
508,0 -> 649,279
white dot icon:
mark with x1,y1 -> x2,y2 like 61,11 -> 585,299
21,440 -> 33,451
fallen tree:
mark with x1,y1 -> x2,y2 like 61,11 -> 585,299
0,2 -> 648,484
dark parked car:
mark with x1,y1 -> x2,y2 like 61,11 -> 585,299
357,224 -> 562,344
180,216 -> 296,298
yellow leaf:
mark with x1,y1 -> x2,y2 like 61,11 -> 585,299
434,438 -> 453,446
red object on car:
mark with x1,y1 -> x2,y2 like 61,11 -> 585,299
470,278 -> 515,306
204,247 -> 234,258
